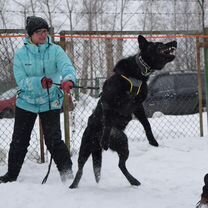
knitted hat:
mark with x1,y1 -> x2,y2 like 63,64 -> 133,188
26,16 -> 49,36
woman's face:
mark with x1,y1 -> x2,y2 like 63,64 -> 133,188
31,29 -> 48,45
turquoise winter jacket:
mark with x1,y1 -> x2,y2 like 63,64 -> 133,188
13,36 -> 77,113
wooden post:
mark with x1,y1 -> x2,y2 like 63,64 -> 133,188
39,118 -> 45,163
105,38 -> 114,78
49,27 -> 54,42
63,94 -> 71,152
60,31 -> 66,50
59,31 -> 71,153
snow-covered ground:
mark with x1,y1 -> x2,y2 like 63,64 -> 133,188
0,134 -> 208,208
1,93 -> 208,208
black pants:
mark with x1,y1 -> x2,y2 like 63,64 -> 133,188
202,174 -> 208,198
7,107 -> 72,179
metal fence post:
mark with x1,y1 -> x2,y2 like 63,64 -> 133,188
204,28 -> 208,136
95,78 -> 100,97
196,39 -> 204,137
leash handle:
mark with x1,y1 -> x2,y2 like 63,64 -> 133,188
74,86 -> 100,90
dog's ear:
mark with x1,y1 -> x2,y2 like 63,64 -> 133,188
138,35 -> 148,50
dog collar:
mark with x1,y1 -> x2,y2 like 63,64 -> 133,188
136,54 -> 152,77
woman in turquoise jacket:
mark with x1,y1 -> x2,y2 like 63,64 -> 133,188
0,16 -> 77,183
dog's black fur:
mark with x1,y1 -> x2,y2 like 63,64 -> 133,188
70,35 -> 177,188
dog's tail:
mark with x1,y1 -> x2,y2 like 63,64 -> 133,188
92,149 -> 102,183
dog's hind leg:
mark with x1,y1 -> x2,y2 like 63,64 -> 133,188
92,149 -> 102,183
69,127 -> 93,189
110,128 -> 141,186
69,148 -> 91,189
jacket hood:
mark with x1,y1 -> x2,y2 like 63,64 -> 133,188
23,35 -> 52,54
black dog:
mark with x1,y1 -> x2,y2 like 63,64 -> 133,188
70,35 -> 177,188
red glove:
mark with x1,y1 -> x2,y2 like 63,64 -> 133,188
61,81 -> 74,93
41,77 -> 53,89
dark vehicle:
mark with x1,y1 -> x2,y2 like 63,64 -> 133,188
0,88 -> 17,118
144,71 -> 206,117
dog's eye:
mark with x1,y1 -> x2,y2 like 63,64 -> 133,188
156,45 -> 164,53
147,43 -> 157,51
157,44 -> 164,49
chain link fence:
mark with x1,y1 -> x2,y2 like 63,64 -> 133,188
0,30 -> 207,163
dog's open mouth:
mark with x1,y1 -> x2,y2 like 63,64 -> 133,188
159,41 -> 177,58
161,47 -> 176,56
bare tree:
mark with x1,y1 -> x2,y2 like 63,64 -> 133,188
142,0 -> 160,33
80,40 -> 90,93
82,0 -> 99,31
173,0 -> 177,31
65,0 -> 75,32
58,0 -> 77,59
30,0 -> 37,16
13,0 -> 38,27
114,0 -> 128,73
0,0 -> 15,82
0,0 -> 8,29
38,0 -> 62,28
197,0 -> 205,34
38,0 -> 53,27
109,0 -> 119,31
80,0 -> 104,92
13,0 -> 28,26
142,0 -> 165,33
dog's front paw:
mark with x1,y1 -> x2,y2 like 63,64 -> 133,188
130,178 -> 141,186
149,139 -> 159,147
69,183 -> 77,189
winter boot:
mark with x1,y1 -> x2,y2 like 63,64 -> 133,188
60,169 -> 74,183
196,197 -> 208,208
0,173 -> 17,184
